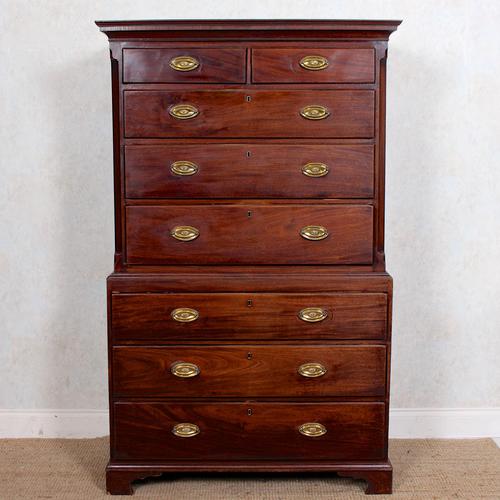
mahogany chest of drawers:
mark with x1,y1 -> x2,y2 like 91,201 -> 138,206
97,19 -> 400,495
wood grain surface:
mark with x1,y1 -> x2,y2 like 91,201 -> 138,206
125,144 -> 374,199
111,292 -> 387,341
124,90 -> 375,138
252,48 -> 374,83
112,401 -> 386,461
125,204 -> 374,265
112,345 -> 386,397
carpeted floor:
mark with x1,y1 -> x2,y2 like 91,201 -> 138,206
1,438 -> 499,499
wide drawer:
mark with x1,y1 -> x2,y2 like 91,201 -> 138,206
252,48 -> 375,83
112,345 -> 386,397
125,205 -> 374,265
123,48 -> 246,83
125,144 -> 374,199
112,292 -> 387,341
112,401 -> 386,461
124,90 -> 375,138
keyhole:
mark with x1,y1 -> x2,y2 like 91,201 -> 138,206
246,151 -> 251,158
246,95 -> 252,102
247,211 -> 252,217
247,352 -> 253,360
247,408 -> 253,416
247,299 -> 253,307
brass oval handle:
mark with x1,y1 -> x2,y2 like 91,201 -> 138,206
171,225 -> 199,242
300,225 -> 328,241
299,422 -> 327,437
169,104 -> 199,120
298,362 -> 327,378
171,307 -> 199,323
169,55 -> 200,72
171,160 -> 199,176
300,105 -> 330,120
298,307 -> 328,323
300,55 -> 329,71
302,162 -> 329,178
171,361 -> 200,378
172,422 -> 200,437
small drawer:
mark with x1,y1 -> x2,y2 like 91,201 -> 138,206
125,204 -> 373,265
123,48 -> 246,83
124,90 -> 374,138
252,48 -> 375,83
112,292 -> 387,341
125,144 -> 374,199
112,345 -> 386,398
112,401 -> 386,461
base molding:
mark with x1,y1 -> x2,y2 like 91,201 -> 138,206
106,461 -> 393,495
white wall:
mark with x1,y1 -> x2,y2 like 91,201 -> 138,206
1,0 -> 500,436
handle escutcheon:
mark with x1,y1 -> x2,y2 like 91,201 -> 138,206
171,160 -> 199,176
300,105 -> 330,120
298,362 -> 327,378
169,56 -> 200,72
302,162 -> 329,178
169,104 -> 199,120
171,225 -> 199,242
298,307 -> 328,323
299,55 -> 329,71
171,361 -> 200,378
300,225 -> 328,241
171,307 -> 199,323
172,423 -> 200,437
299,422 -> 327,437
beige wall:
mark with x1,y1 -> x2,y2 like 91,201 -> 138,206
1,0 -> 499,412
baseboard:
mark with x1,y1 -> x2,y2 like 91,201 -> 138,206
389,408 -> 500,439
0,409 -> 109,438
0,408 -> 499,439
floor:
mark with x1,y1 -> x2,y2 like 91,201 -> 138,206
1,438 -> 500,499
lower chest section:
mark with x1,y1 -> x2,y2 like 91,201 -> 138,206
108,273 -> 391,464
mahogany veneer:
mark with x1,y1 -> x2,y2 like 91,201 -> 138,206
124,89 -> 375,138
124,144 -> 375,199
98,19 -> 400,496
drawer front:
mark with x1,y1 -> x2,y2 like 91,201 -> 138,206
112,345 -> 386,397
124,90 -> 374,138
252,48 -> 375,83
125,205 -> 373,265
125,144 -> 374,199
123,48 -> 246,83
113,402 -> 386,461
112,293 -> 387,341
